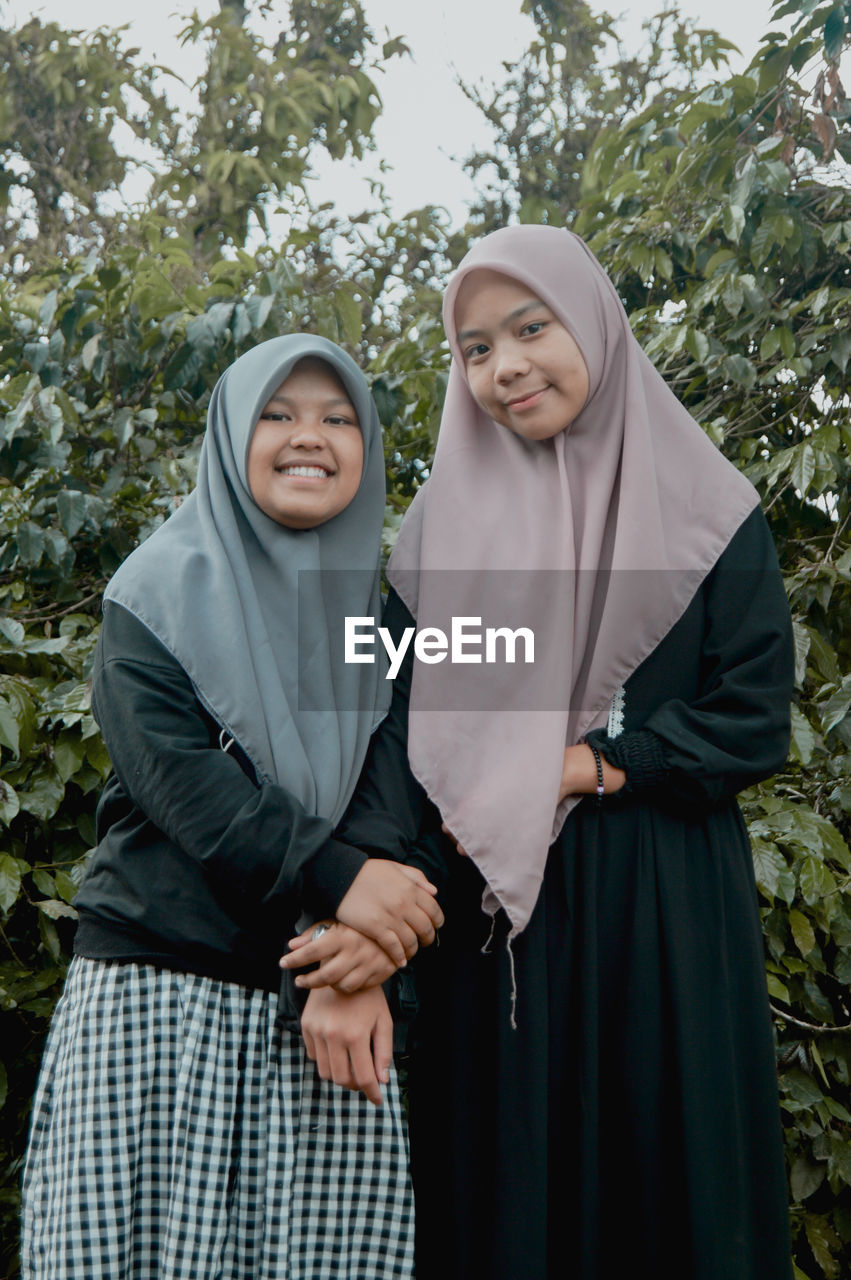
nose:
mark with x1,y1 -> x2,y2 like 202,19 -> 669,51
288,417 -> 325,449
493,339 -> 531,384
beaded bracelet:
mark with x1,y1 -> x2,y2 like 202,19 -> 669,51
589,743 -> 605,806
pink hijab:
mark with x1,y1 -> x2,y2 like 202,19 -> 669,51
387,225 -> 759,936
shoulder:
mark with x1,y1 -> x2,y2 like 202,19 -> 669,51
712,504 -> 781,573
98,601 -> 184,674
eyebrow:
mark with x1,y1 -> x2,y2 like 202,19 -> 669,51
264,394 -> 355,410
456,300 -> 548,344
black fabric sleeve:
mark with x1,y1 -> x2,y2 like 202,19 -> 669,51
588,509 -> 794,809
93,603 -> 367,919
337,589 -> 449,894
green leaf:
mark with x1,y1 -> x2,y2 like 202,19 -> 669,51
804,1214 -> 841,1279
731,152 -> 757,208
85,735 -> 112,779
57,490 -> 89,539
38,911 -> 61,962
767,973 -> 790,1002
0,616 -> 25,646
789,908 -> 816,956
31,868 -> 55,897
53,733 -> 85,784
18,768 -> 65,822
686,328 -> 709,363
723,354 -> 757,389
752,839 -> 786,900
824,8 -> 847,61
792,621 -> 810,687
81,333 -> 102,372
791,1155 -> 825,1202
54,870 -> 78,904
783,1068 -> 824,1107
0,852 -> 22,913
829,330 -> 851,374
834,949 -> 851,984
36,899 -> 78,921
0,780 -> 19,825
0,698 -> 20,757
750,221 -> 776,268
723,203 -> 746,243
799,856 -> 836,905
790,443 -> 816,496
335,290 -> 362,346
790,704 -> 815,765
16,523 -> 44,567
822,676 -> 851,735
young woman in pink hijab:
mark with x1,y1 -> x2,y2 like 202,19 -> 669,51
290,225 -> 795,1279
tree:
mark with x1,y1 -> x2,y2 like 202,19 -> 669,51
459,0 -> 738,230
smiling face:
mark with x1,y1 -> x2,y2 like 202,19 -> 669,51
454,269 -> 590,441
246,357 -> 364,529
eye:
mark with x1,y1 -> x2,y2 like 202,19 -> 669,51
260,411 -> 290,422
463,342 -> 490,362
521,321 -> 547,337
325,414 -> 356,426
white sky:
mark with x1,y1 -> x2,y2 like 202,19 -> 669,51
8,0 -> 782,222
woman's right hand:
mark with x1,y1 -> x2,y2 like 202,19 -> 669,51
335,860 -> 443,968
280,919 -> 398,992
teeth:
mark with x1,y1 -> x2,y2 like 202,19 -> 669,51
279,465 -> 329,478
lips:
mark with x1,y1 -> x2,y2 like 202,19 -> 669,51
504,386 -> 549,410
276,463 -> 333,478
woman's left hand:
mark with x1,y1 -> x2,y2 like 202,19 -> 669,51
301,985 -> 393,1106
559,744 -> 626,801
280,920 -> 398,992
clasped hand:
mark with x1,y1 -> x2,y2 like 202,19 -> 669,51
280,859 -> 442,1106
279,859 -> 442,991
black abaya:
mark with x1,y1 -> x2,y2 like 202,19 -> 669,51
339,506 -> 795,1280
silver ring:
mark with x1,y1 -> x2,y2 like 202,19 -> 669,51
311,923 -> 329,941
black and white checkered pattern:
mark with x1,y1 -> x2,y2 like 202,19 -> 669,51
21,957 -> 414,1279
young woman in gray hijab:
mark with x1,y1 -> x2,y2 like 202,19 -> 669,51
20,335 -> 441,1280
301,227 -> 796,1279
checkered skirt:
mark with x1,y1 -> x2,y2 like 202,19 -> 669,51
21,957 -> 414,1279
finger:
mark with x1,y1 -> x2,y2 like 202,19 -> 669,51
349,1040 -> 382,1106
284,932 -> 312,951
313,1036 -> 333,1083
372,1009 -> 393,1089
280,935 -> 342,969
327,1038 -> 355,1091
397,863 -> 438,894
302,1026 -> 317,1064
413,891 -> 445,930
390,920 -> 419,960
335,960 -> 395,994
374,928 -> 407,969
295,954 -> 354,989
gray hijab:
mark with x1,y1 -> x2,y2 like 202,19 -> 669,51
105,334 -> 390,824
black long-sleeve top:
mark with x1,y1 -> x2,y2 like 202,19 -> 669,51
74,601 -> 369,992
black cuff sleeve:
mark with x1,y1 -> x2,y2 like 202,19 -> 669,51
586,728 -> 670,794
300,838 -> 368,919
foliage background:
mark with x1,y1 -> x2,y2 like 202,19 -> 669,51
0,0 -> 849,1275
